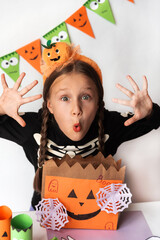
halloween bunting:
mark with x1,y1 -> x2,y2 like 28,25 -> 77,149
84,0 -> 115,24
16,39 -> 42,74
0,52 -> 20,82
43,22 -> 71,44
0,1 -> 135,75
65,6 -> 95,38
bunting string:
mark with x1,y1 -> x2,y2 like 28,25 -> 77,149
0,0 -> 134,82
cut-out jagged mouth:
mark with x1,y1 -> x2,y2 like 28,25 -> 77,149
50,56 -> 61,61
67,209 -> 101,220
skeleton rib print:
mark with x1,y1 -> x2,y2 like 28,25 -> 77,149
34,133 -> 109,159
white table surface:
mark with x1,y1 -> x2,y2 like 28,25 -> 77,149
128,201 -> 160,237
13,201 -> 160,240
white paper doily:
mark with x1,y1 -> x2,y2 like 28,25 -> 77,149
96,183 -> 132,214
35,198 -> 69,231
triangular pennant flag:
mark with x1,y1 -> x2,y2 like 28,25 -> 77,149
0,51 -> 20,82
16,39 -> 42,74
128,0 -> 134,2
65,6 -> 95,38
43,22 -> 71,44
84,0 -> 115,24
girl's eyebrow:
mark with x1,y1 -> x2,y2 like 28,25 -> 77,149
55,88 -> 69,94
56,87 -> 93,93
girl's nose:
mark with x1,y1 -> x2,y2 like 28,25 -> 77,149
72,101 -> 82,116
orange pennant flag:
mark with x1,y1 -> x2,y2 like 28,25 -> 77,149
16,39 -> 42,74
65,6 -> 95,38
128,0 -> 134,3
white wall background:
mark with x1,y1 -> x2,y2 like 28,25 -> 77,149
0,0 -> 160,212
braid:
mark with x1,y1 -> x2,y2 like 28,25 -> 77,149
33,101 -> 50,193
38,101 -> 50,167
97,100 -> 105,154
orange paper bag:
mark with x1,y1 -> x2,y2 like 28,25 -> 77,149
41,153 -> 126,230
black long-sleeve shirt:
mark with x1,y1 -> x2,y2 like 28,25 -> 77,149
1,103 -> 160,208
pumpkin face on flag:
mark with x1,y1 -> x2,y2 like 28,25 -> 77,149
65,6 -> 95,38
16,39 -> 42,74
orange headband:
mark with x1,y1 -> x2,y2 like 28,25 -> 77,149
41,41 -> 102,83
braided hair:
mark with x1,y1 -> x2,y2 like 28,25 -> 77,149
34,60 -> 105,192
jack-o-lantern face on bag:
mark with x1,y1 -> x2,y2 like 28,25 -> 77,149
67,188 -> 101,220
44,176 -> 119,229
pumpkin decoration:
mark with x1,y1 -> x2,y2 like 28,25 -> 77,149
44,176 -> 119,229
42,41 -> 71,67
41,41 -> 102,83
41,153 -> 127,230
0,206 -> 12,240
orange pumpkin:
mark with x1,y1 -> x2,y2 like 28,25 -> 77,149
44,176 -> 119,229
0,206 -> 12,240
41,41 -> 102,83
42,42 -> 71,67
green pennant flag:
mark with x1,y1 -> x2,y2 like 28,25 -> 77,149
84,0 -> 115,24
0,51 -> 20,82
43,22 -> 71,44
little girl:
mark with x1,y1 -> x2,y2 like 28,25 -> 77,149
0,44 -> 160,210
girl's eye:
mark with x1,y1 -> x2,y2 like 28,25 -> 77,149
61,96 -> 69,101
82,95 -> 90,100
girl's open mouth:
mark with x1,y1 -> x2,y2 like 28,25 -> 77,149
73,123 -> 81,132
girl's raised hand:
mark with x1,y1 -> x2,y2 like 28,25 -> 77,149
0,73 -> 42,127
112,75 -> 153,126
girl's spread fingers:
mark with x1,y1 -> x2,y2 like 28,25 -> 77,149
22,94 -> 42,104
112,98 -> 131,106
142,75 -> 148,90
127,75 -> 140,92
12,114 -> 26,127
13,72 -> 26,90
116,83 -> 133,98
19,80 -> 39,96
1,74 -> 8,89
124,116 -> 137,126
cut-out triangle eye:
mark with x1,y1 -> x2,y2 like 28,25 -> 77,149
87,190 -> 95,199
2,231 -> 8,237
68,189 -> 77,198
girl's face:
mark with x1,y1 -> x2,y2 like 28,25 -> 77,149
47,72 -> 99,141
